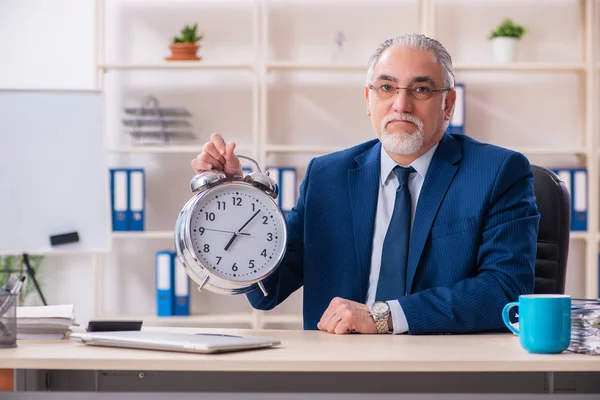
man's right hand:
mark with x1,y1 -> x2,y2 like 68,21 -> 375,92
191,133 -> 243,179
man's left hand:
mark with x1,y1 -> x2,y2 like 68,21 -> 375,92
317,297 -> 378,334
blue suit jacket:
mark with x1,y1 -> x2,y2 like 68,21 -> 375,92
247,133 -> 540,334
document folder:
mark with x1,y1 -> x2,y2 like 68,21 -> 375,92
156,251 -> 174,317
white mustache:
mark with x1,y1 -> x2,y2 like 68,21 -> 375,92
382,113 -> 423,130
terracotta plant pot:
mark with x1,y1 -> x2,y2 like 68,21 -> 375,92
166,43 -> 200,61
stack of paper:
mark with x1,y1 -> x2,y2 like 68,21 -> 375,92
16,304 -> 77,340
568,299 -> 600,355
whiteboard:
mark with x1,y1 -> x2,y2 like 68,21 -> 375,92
0,90 -> 110,254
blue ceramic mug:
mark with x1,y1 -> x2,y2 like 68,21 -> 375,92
502,294 -> 571,354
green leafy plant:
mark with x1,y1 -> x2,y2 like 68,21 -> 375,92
0,255 -> 45,305
489,18 -> 527,40
172,24 -> 203,44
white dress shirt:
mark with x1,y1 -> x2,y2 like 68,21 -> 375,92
365,141 -> 439,334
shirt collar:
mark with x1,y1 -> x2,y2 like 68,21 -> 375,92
380,141 -> 440,186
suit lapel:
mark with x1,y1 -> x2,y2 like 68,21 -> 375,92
406,134 -> 462,293
348,142 -> 381,301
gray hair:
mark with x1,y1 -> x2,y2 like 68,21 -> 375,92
366,33 -> 455,89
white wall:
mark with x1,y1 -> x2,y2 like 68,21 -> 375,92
0,0 -> 591,326
0,0 -> 95,90
0,0 -> 99,323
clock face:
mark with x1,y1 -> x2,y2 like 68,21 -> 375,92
189,182 -> 286,282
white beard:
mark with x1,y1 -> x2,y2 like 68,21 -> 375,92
380,113 -> 425,155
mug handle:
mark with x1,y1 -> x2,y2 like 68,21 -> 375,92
502,302 -> 519,335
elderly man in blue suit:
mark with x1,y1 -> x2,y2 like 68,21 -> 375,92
192,33 -> 540,335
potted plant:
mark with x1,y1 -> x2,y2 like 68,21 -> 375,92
0,255 -> 45,305
488,18 -> 527,63
166,23 -> 203,61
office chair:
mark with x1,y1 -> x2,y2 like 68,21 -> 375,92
531,165 -> 571,294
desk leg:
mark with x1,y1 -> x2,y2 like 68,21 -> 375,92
0,369 -> 14,391
94,371 -> 100,392
545,372 -> 555,393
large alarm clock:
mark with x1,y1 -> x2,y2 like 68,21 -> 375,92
174,156 -> 287,296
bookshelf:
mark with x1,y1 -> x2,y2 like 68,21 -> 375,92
111,231 -> 175,240
571,231 -> 590,241
264,145 -> 588,156
89,0 -> 599,328
267,62 -> 367,71
453,62 -> 587,72
107,145 -> 254,154
98,62 -> 254,71
102,311 -> 303,328
267,61 -> 589,73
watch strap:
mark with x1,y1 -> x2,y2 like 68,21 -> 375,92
374,317 -> 389,334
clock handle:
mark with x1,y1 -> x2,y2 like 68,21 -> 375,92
258,281 -> 268,297
238,155 -> 263,173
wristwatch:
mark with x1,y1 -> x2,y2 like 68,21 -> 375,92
369,301 -> 391,334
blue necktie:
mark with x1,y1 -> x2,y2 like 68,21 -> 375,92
375,166 -> 415,301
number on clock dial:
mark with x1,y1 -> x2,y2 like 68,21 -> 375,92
190,185 -> 285,282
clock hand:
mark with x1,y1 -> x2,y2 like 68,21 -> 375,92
203,228 -> 250,236
224,210 -> 261,251
236,209 -> 261,233
224,234 -> 237,251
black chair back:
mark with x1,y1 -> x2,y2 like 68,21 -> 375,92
532,165 -> 571,294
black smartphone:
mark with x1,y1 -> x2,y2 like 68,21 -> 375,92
87,320 -> 143,332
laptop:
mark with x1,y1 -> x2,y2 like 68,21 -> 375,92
70,331 -> 281,354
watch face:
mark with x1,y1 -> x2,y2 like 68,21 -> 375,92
189,182 -> 286,283
371,302 -> 389,315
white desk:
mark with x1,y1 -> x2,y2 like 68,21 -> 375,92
1,327 -> 599,397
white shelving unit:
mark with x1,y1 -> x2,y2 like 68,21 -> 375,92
453,62 -> 587,72
98,62 -> 254,71
571,231 -> 590,241
264,145 -> 589,156
87,0 -> 599,329
101,311 -> 303,327
111,231 -> 176,240
107,145 -> 254,154
267,62 -> 366,71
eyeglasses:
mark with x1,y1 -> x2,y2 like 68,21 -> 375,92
367,83 -> 452,101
